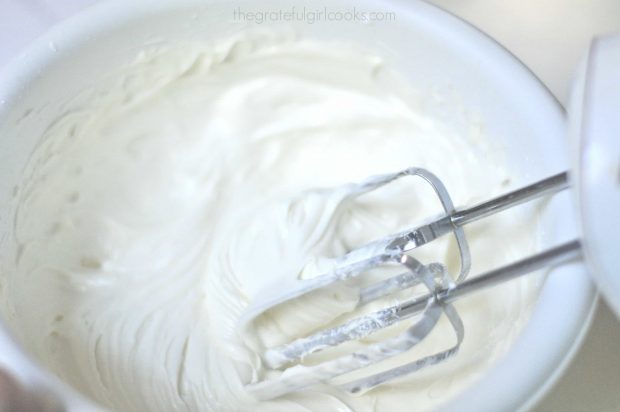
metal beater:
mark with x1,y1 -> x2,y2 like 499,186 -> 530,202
241,167 -> 581,400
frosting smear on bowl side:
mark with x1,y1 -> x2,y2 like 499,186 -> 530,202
0,31 -> 541,412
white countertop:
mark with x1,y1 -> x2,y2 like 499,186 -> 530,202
0,0 -> 619,410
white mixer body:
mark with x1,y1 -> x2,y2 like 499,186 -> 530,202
572,34 -> 620,318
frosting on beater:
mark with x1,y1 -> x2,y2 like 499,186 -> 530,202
0,31 -> 541,412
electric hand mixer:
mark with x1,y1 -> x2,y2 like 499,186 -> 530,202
241,36 -> 620,401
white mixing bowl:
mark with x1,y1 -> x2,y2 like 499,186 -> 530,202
0,0 -> 597,410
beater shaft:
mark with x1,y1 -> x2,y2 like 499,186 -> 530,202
387,172 -> 569,254
406,240 -> 581,314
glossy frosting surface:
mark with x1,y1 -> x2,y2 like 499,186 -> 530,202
0,31 -> 541,412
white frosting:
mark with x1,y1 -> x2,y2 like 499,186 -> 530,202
0,31 -> 541,412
